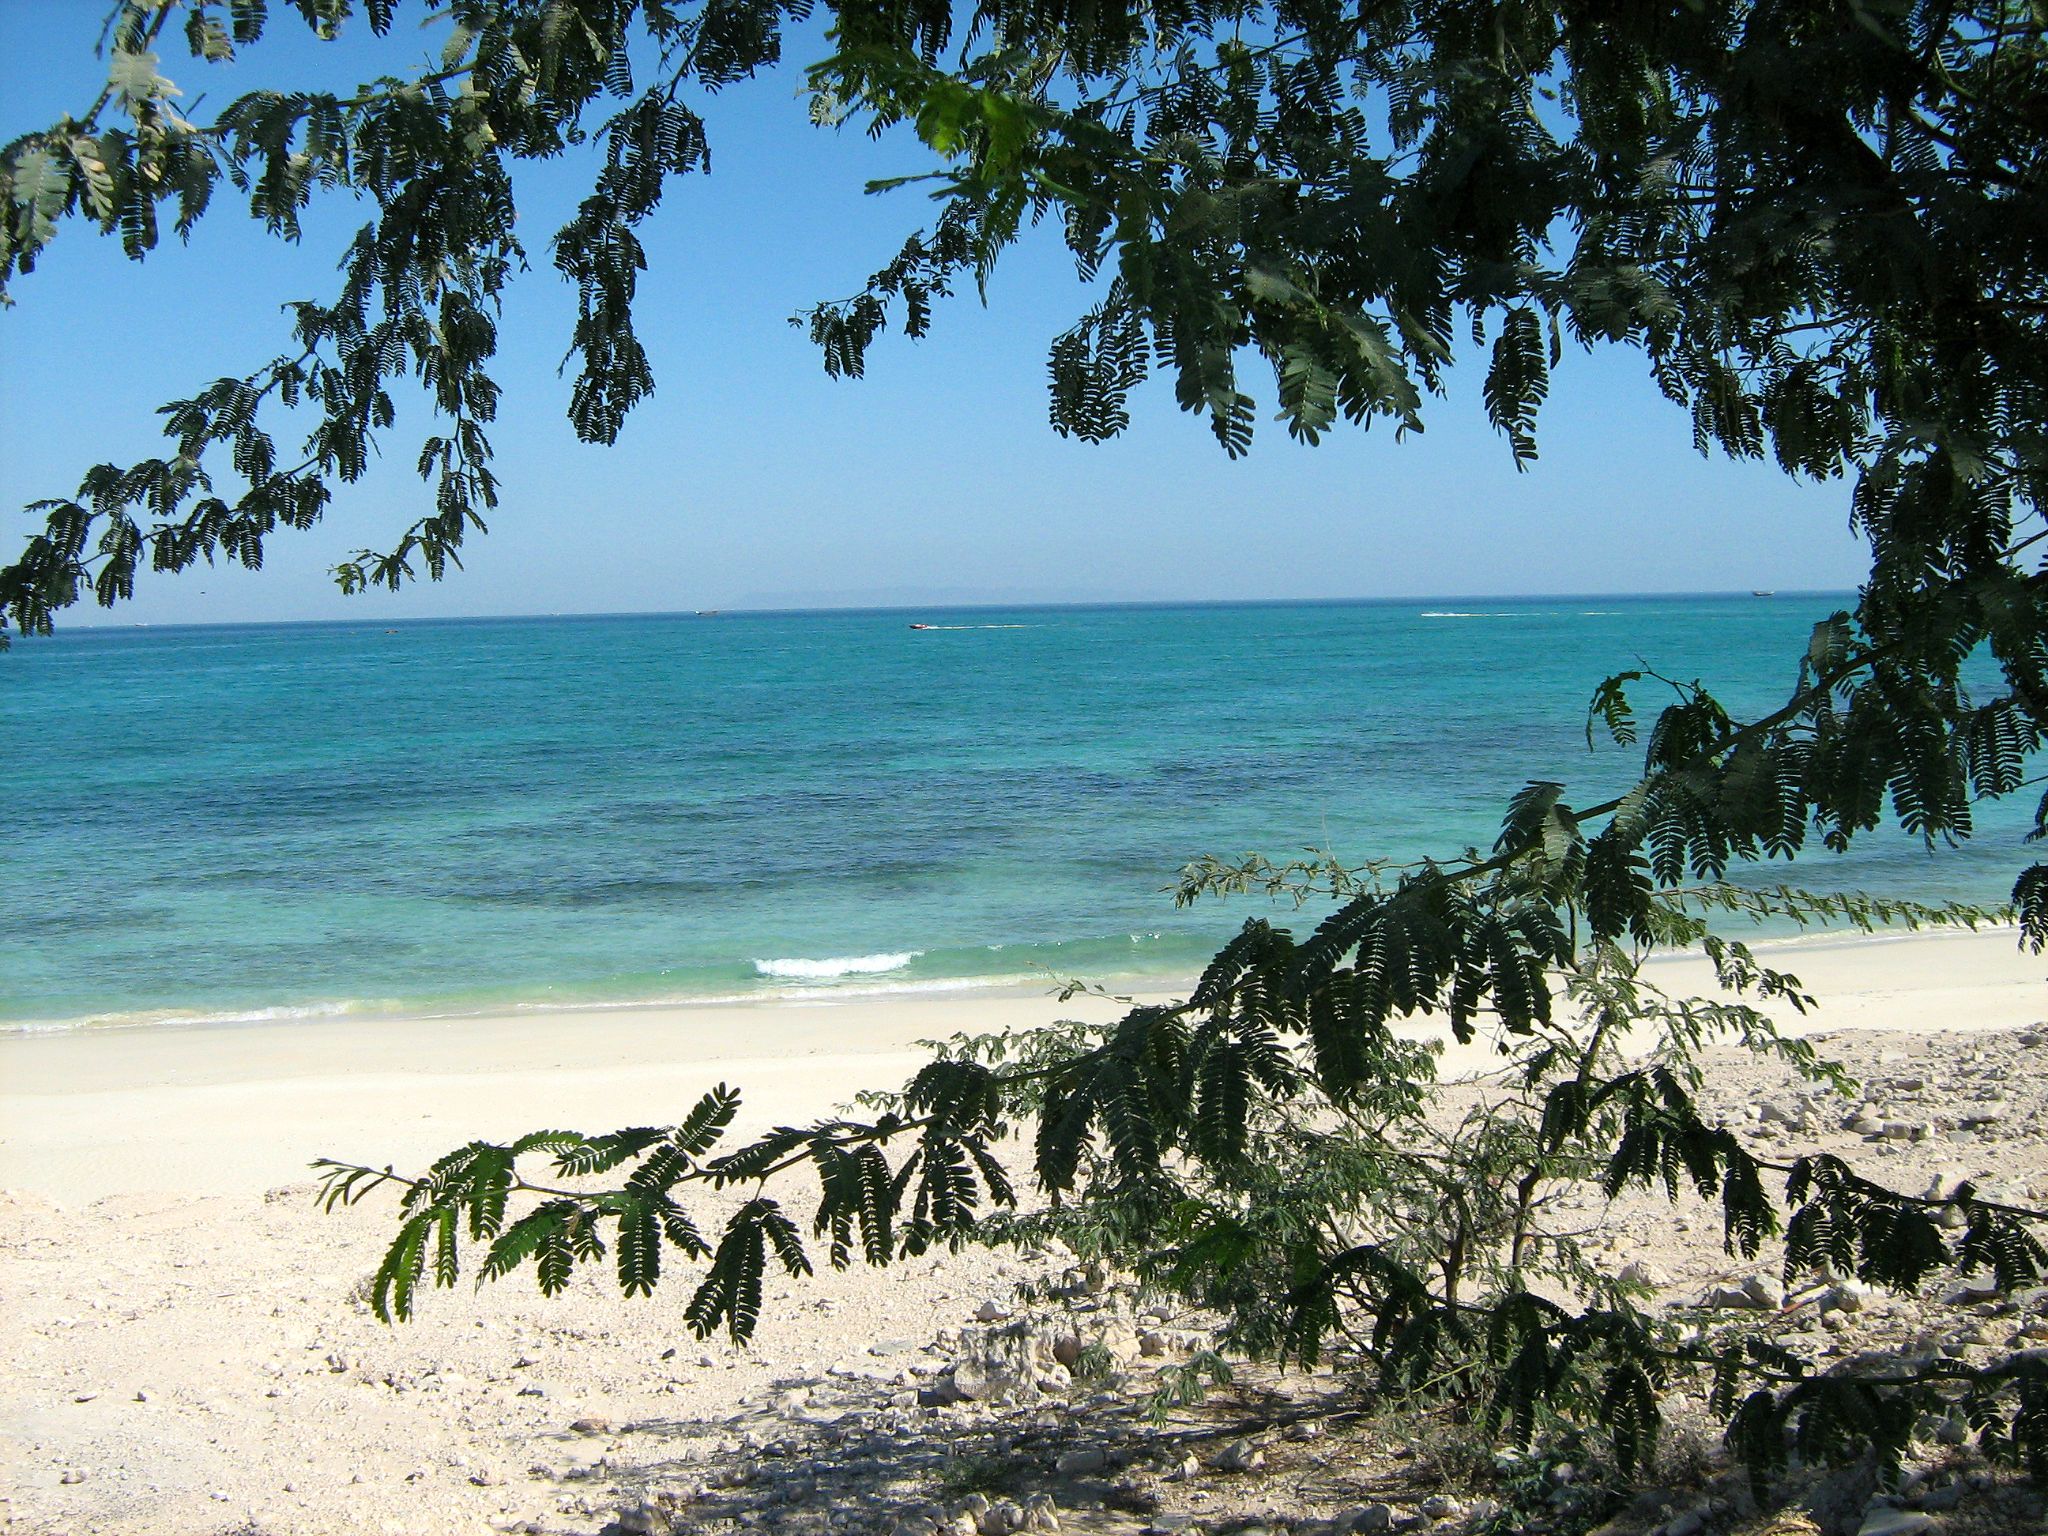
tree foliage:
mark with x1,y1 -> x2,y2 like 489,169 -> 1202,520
10,0 -> 2048,1507
317,877 -> 2048,1491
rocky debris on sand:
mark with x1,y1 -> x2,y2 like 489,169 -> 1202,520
14,1023 -> 2048,1536
950,1321 -> 1073,1403
585,1024 -> 2048,1536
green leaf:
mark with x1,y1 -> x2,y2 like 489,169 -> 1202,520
108,50 -> 167,113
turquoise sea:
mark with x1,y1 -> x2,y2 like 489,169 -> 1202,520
0,596 -> 2030,1029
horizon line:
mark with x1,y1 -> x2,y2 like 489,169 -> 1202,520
22,588 -> 1858,639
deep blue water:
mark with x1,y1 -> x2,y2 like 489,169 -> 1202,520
0,596 -> 2029,1027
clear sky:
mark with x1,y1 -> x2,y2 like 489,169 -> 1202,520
0,4 -> 1868,628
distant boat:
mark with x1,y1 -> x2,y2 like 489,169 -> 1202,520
909,623 -> 933,630
1750,589 -> 1776,597
696,609 -> 720,616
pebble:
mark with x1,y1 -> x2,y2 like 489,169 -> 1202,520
1741,1273 -> 1784,1309
1702,1281 -> 1776,1311
1856,1511 -> 1935,1536
1209,1438 -> 1264,1474
1943,1280 -> 2001,1305
1824,1280 -> 1870,1313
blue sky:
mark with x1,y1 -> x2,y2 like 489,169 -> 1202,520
0,4 -> 1867,628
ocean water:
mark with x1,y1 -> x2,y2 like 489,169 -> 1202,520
0,596 -> 2030,1029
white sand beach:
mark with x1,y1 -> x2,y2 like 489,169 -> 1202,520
0,928 -> 2040,1535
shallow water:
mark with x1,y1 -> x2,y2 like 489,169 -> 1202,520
1,596 -> 2028,1027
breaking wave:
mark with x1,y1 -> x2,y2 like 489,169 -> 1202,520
751,951 -> 921,980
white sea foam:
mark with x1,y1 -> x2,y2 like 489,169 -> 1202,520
749,972 -> 1034,1005
1419,610 -> 1521,618
498,969 -> 1039,1011
0,997 -> 395,1036
752,951 -> 921,980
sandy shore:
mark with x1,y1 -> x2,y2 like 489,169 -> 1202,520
1,926 -> 2038,1205
0,927 -> 2040,1534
